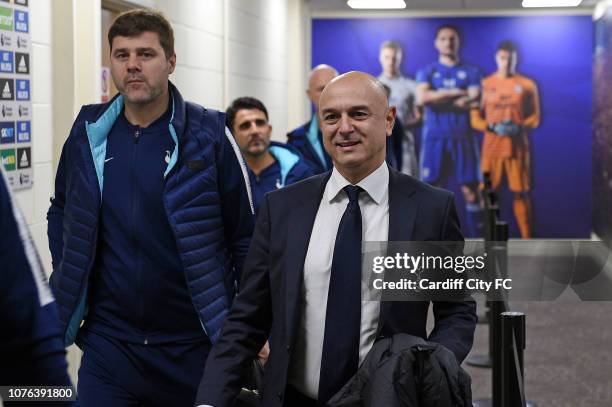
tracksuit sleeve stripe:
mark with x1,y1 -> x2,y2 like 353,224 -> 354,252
225,126 -> 254,214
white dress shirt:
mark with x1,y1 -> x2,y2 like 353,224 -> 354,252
288,162 -> 390,399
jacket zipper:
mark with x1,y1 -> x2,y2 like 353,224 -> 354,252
132,127 -> 147,345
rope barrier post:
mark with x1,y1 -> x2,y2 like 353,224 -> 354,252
500,312 -> 526,407
491,221 -> 509,407
466,207 -> 501,369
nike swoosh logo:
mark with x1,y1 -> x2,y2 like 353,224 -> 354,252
105,157 -> 114,163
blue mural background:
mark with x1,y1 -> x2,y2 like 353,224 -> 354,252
312,16 -> 592,238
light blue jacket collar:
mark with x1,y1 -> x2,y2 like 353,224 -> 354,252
85,95 -> 178,195
268,144 -> 300,187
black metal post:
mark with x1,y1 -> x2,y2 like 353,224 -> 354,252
491,221 -> 509,407
501,312 -> 526,407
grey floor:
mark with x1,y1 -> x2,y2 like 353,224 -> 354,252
462,292 -> 612,407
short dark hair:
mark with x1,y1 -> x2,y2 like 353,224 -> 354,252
436,24 -> 461,39
226,97 -> 269,130
108,9 -> 175,59
497,40 -> 517,53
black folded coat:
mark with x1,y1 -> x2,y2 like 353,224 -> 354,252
327,334 -> 472,407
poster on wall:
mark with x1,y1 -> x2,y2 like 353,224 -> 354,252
312,16 -> 592,238
0,0 -> 31,190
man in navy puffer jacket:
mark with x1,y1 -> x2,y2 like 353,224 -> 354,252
46,9 -> 254,406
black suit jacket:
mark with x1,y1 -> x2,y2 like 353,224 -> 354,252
197,167 -> 477,407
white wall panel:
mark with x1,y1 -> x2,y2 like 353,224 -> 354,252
156,0 -> 224,36
32,105 -> 52,164
33,162 -> 53,223
228,40 -> 287,81
173,23 -> 224,72
32,43 -> 52,104
30,0 -> 52,46
14,187 -> 35,225
171,66 -> 224,110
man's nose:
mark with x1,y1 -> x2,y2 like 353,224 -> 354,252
127,54 -> 141,71
338,114 -> 353,134
248,124 -> 259,136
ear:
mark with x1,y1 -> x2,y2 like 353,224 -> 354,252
168,53 -> 177,75
386,106 -> 396,137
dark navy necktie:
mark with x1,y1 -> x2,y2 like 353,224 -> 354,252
318,185 -> 363,403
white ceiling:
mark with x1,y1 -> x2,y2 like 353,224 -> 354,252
307,0 -> 599,12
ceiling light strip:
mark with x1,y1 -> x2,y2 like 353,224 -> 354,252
347,0 -> 407,10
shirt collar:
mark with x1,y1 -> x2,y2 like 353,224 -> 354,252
326,162 -> 389,205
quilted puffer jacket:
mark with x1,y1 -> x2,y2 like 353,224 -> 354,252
47,82 -> 254,346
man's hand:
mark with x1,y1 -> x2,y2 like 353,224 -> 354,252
257,341 -> 270,366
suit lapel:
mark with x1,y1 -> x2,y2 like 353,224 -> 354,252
285,172 -> 331,344
378,168 -> 418,335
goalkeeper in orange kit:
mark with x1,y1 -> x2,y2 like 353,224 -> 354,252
471,41 -> 540,238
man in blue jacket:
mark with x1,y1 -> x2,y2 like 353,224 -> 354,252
227,97 -> 313,215
1,168 -> 73,398
46,10 -> 254,406
287,64 -> 338,175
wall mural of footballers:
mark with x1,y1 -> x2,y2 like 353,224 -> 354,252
312,15 -> 592,238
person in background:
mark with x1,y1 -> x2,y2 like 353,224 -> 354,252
416,25 -> 484,237
378,40 -> 421,176
227,97 -> 313,215
287,64 -> 338,175
471,40 -> 540,238
381,83 -> 410,172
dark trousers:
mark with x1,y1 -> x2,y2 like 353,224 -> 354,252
77,330 -> 210,407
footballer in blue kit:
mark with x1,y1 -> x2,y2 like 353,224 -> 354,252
416,25 -> 484,236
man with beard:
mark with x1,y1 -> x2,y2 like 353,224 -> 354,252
47,9 -> 254,406
227,97 -> 312,215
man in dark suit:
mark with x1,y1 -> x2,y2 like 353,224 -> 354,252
196,71 -> 477,407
